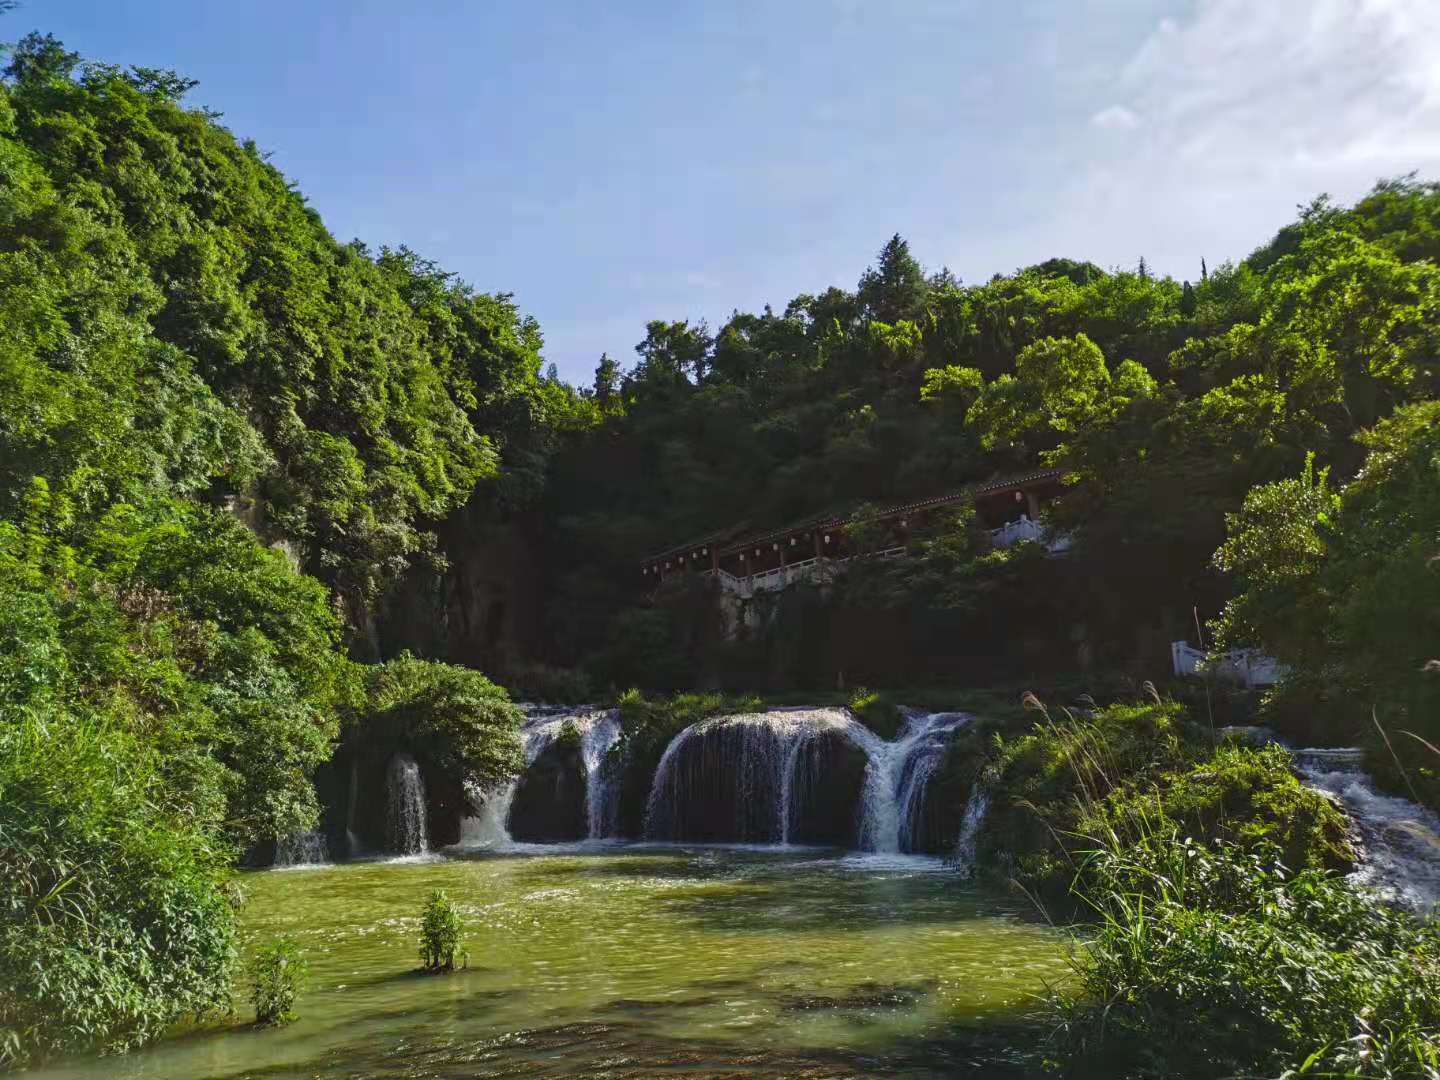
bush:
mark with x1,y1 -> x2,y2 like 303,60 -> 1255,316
418,890 -> 467,973
350,654 -> 525,796
1053,832 -> 1440,1079
247,937 -> 306,1026
0,712 -> 236,1067
1103,743 -> 1354,872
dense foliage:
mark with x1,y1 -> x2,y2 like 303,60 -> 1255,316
0,713 -> 235,1067
0,36 -> 532,1063
541,181 -> 1440,713
975,695 -> 1435,1076
0,34 -> 585,612
343,654 -> 523,802
1054,833 -> 1440,1079
1216,401 -> 1440,795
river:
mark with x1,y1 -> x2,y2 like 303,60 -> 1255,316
36,845 -> 1070,1078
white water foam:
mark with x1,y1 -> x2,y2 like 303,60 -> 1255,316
456,706 -> 622,850
273,829 -> 330,869
1296,748 -> 1440,914
644,707 -> 973,853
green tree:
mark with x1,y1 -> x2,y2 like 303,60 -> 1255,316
857,233 -> 929,323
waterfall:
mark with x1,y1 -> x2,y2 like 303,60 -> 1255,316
646,709 -> 872,843
952,784 -> 991,878
457,706 -> 623,848
385,752 -> 429,854
577,709 -> 623,838
345,756 -> 362,857
644,708 -> 971,850
458,778 -> 518,849
857,711 -> 972,853
1295,748 -> 1440,914
274,829 -> 328,867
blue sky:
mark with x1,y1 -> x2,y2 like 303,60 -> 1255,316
20,0 -> 1440,383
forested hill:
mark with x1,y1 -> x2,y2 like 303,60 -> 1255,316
538,181 -> 1440,705
0,33 -> 588,624
1,36 -> 570,1058
3,29 -> 1440,1068
2,28 -> 1436,742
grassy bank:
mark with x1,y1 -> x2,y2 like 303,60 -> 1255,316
973,692 -> 1440,1078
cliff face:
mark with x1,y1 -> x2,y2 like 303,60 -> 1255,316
381,503 -> 546,673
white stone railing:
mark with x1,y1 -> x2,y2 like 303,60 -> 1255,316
703,533 -> 1080,599
989,515 -> 1072,553
704,547 -> 906,599
1171,641 -> 1286,688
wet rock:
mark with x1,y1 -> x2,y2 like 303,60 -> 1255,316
510,737 -> 587,841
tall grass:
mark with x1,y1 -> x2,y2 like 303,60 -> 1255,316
1052,828 -> 1440,1079
1017,694 -> 1440,1079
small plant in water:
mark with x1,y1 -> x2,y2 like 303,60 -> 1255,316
248,936 -> 306,1026
419,889 -> 468,972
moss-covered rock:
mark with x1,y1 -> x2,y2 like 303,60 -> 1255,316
847,689 -> 903,739
610,690 -> 763,837
1105,744 -> 1354,872
975,697 -> 1355,905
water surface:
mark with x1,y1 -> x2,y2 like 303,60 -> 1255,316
38,845 -> 1070,1078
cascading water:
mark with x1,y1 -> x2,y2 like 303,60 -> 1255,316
561,708 -> 623,838
1295,747 -> 1440,914
274,829 -> 329,867
856,711 -> 973,853
385,752 -> 429,855
345,756 -> 362,857
644,708 -> 972,852
646,709 -> 871,843
457,706 -> 622,848
952,784 -> 991,878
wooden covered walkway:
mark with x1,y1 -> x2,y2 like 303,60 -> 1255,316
638,469 -> 1067,589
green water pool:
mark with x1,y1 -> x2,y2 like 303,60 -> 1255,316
36,845 -> 1073,1078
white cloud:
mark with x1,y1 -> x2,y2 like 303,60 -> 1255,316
1090,104 -> 1140,131
1036,0 -> 1440,274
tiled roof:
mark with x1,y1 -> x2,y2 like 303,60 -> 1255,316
639,469 -> 1064,568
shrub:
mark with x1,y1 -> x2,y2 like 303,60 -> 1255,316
1053,831 -> 1440,1079
350,654 -> 525,796
1099,743 -> 1354,872
247,937 -> 306,1026
0,712 -> 236,1067
418,890 -> 467,973
555,717 -> 583,749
